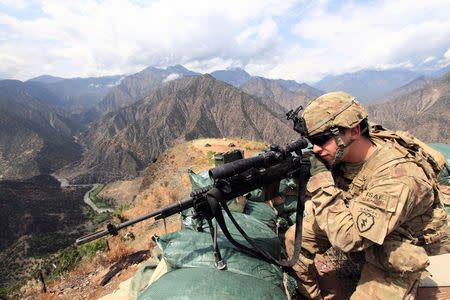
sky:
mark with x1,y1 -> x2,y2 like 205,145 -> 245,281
0,0 -> 449,83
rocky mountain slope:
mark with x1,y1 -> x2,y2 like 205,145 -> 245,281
314,69 -> 420,102
210,67 -> 252,87
373,75 -> 434,104
240,76 -> 317,110
0,175 -> 90,250
0,87 -> 82,180
59,74 -> 297,183
82,65 -> 200,123
367,71 -> 450,143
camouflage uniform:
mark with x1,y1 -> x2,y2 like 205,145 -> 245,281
285,92 -> 450,299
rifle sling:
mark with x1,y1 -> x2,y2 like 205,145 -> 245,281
206,161 -> 309,268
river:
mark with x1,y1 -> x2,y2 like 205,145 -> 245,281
54,176 -> 114,213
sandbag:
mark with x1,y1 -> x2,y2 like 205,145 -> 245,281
187,169 -> 212,191
155,229 -> 284,286
244,201 -> 277,231
138,267 -> 288,300
179,211 -> 281,258
428,143 -> 450,186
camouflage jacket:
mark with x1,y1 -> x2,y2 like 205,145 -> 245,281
307,134 -> 449,273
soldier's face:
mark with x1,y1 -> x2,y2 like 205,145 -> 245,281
312,129 -> 353,162
312,135 -> 339,161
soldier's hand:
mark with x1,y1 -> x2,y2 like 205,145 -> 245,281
309,154 -> 329,176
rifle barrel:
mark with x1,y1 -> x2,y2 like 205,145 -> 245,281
76,197 -> 194,245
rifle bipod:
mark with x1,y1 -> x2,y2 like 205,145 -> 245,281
191,187 -> 227,270
207,219 -> 226,270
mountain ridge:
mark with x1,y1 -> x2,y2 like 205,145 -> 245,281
367,71 -> 450,143
58,74 -> 297,183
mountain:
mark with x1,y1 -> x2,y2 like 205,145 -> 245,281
314,69 -> 420,102
0,175 -> 90,250
373,75 -> 434,104
0,79 -> 63,110
27,74 -> 65,84
210,68 -> 252,87
294,83 -> 324,98
0,87 -> 82,180
274,79 -> 324,97
367,71 -> 450,143
240,77 -> 317,111
82,66 -> 200,123
166,64 -> 201,76
30,75 -> 124,114
58,74 -> 298,183
273,79 -> 303,91
1,76 -> 123,115
427,65 -> 450,79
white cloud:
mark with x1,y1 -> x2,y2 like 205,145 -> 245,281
285,0 -> 450,81
444,48 -> 450,60
0,0 -> 449,83
163,73 -> 181,83
0,0 -> 300,79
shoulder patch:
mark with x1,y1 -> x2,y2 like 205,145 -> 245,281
357,212 -> 375,232
350,201 -> 390,245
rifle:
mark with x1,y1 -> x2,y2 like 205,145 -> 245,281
76,137 -> 310,267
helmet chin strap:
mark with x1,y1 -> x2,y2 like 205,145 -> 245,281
329,127 -> 354,165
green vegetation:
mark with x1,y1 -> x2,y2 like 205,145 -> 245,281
45,239 -> 108,282
0,234 -> 108,298
82,205 -> 112,224
90,185 -> 113,209
0,279 -> 27,299
207,151 -> 216,165
113,204 -> 130,222
26,233 -> 78,258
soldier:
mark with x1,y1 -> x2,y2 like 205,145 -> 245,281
285,91 -> 450,299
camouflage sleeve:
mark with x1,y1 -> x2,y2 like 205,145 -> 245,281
307,171 -> 367,252
307,164 -> 433,252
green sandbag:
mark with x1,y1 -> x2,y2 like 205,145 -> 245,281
187,169 -> 212,191
244,201 -> 277,231
279,178 -> 298,195
171,211 -> 280,258
138,267 -> 287,300
155,229 -> 284,286
428,143 -> 450,186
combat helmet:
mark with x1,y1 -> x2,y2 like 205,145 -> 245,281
302,91 -> 367,163
303,91 -> 367,136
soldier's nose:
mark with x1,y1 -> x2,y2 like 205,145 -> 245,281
312,144 -> 322,154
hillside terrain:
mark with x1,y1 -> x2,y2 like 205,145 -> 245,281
373,75 -> 434,104
82,66 -> 199,123
0,87 -> 82,180
367,71 -> 450,143
57,74 -> 297,184
241,76 -> 317,110
6,138 -> 268,299
314,69 -> 420,102
0,175 -> 90,250
0,174 -> 92,296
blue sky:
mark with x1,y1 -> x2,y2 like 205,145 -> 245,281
0,0 -> 449,83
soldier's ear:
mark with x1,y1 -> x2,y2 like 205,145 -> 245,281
349,124 -> 361,140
